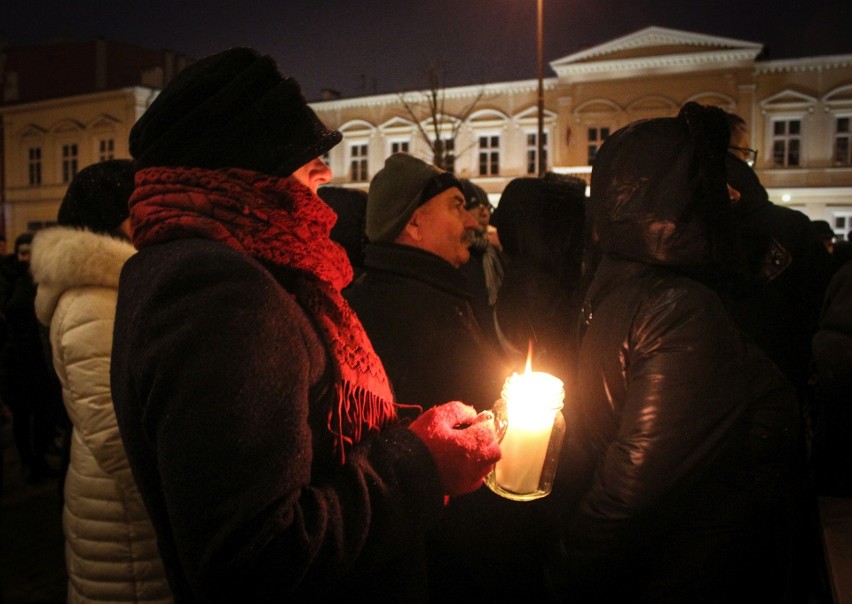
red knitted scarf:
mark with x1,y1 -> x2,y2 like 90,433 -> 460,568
129,166 -> 397,462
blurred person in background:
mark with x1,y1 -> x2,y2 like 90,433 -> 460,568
31,159 -> 173,604
0,232 -> 62,484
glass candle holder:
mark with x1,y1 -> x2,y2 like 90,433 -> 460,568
485,371 -> 565,501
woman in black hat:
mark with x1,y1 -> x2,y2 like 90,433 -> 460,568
109,48 -> 500,603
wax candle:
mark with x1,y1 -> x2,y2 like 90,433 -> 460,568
492,370 -> 565,496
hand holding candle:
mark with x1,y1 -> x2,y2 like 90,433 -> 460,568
409,401 -> 502,496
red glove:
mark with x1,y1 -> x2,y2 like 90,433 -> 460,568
409,401 -> 502,496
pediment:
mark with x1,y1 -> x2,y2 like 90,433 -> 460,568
626,95 -> 678,117
760,89 -> 818,110
18,124 -> 47,138
824,84 -> 852,109
468,109 -> 510,124
378,116 -> 416,132
338,119 -> 375,134
515,106 -> 559,123
88,115 -> 121,130
550,26 -> 762,80
573,99 -> 621,118
51,119 -> 85,134
422,113 -> 461,130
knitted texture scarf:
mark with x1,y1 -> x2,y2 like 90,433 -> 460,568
129,166 -> 397,462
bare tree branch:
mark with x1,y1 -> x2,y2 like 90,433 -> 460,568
396,63 -> 488,171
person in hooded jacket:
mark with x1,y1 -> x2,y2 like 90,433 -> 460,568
30,160 -> 173,604
548,103 -> 801,602
108,48 -> 500,603
490,173 -> 586,379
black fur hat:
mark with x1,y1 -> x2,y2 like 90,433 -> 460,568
130,47 -> 341,177
58,159 -> 136,234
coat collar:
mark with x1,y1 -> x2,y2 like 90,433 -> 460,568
30,226 -> 136,325
362,242 -> 472,299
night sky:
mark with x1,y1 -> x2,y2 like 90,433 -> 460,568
2,0 -> 851,101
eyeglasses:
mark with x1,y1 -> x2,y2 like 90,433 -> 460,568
728,145 -> 758,167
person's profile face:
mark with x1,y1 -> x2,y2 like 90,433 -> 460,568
291,157 -> 332,193
16,243 -> 32,265
412,187 -> 478,267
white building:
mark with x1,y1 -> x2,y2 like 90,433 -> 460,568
311,27 -> 852,238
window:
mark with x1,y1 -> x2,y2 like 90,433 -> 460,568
834,214 -> 851,241
62,143 -> 79,183
429,137 -> 455,171
478,135 -> 500,176
350,143 -> 368,182
391,140 -> 409,154
834,117 -> 851,166
526,131 -> 548,175
587,127 -> 610,165
28,147 -> 42,186
99,138 -> 115,161
772,119 -> 800,167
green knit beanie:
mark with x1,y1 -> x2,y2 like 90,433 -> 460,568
366,153 -> 460,242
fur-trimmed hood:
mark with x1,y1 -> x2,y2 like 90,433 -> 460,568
31,226 -> 136,325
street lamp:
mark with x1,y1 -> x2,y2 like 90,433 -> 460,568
536,0 -> 545,177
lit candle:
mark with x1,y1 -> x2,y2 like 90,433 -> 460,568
491,361 -> 565,497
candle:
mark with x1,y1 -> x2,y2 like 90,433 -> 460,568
494,371 -> 562,492
488,368 -> 565,499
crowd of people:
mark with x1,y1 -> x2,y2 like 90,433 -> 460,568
1,46 -> 849,603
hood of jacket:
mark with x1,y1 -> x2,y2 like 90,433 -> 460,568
589,102 -> 734,272
31,226 -> 136,325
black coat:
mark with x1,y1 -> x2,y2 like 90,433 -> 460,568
551,113 -> 800,602
726,155 -> 832,394
110,238 -> 443,603
345,243 -> 510,412
811,259 -> 852,495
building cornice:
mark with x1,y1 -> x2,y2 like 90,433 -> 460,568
756,54 -> 852,74
552,49 -> 760,80
0,86 -> 157,115
310,78 -> 558,111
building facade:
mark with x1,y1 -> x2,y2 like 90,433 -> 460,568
1,86 -> 158,236
311,27 -> 852,239
2,27 -> 851,242
0,38 -> 187,240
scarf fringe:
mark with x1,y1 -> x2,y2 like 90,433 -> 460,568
331,381 -> 398,464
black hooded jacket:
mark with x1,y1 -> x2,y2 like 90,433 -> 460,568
551,104 -> 800,602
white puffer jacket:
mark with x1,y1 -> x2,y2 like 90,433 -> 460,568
32,227 -> 172,604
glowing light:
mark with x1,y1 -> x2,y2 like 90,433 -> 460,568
488,346 -> 565,498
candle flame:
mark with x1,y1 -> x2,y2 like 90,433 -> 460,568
525,340 -> 533,374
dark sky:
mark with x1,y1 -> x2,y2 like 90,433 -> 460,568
3,0 -> 851,101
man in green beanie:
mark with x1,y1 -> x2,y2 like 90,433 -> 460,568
346,152 -> 510,413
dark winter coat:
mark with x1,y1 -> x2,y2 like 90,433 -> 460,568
726,155 -> 832,395
811,259 -> 852,495
345,242 -> 509,412
551,110 -> 800,602
110,238 -> 443,603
